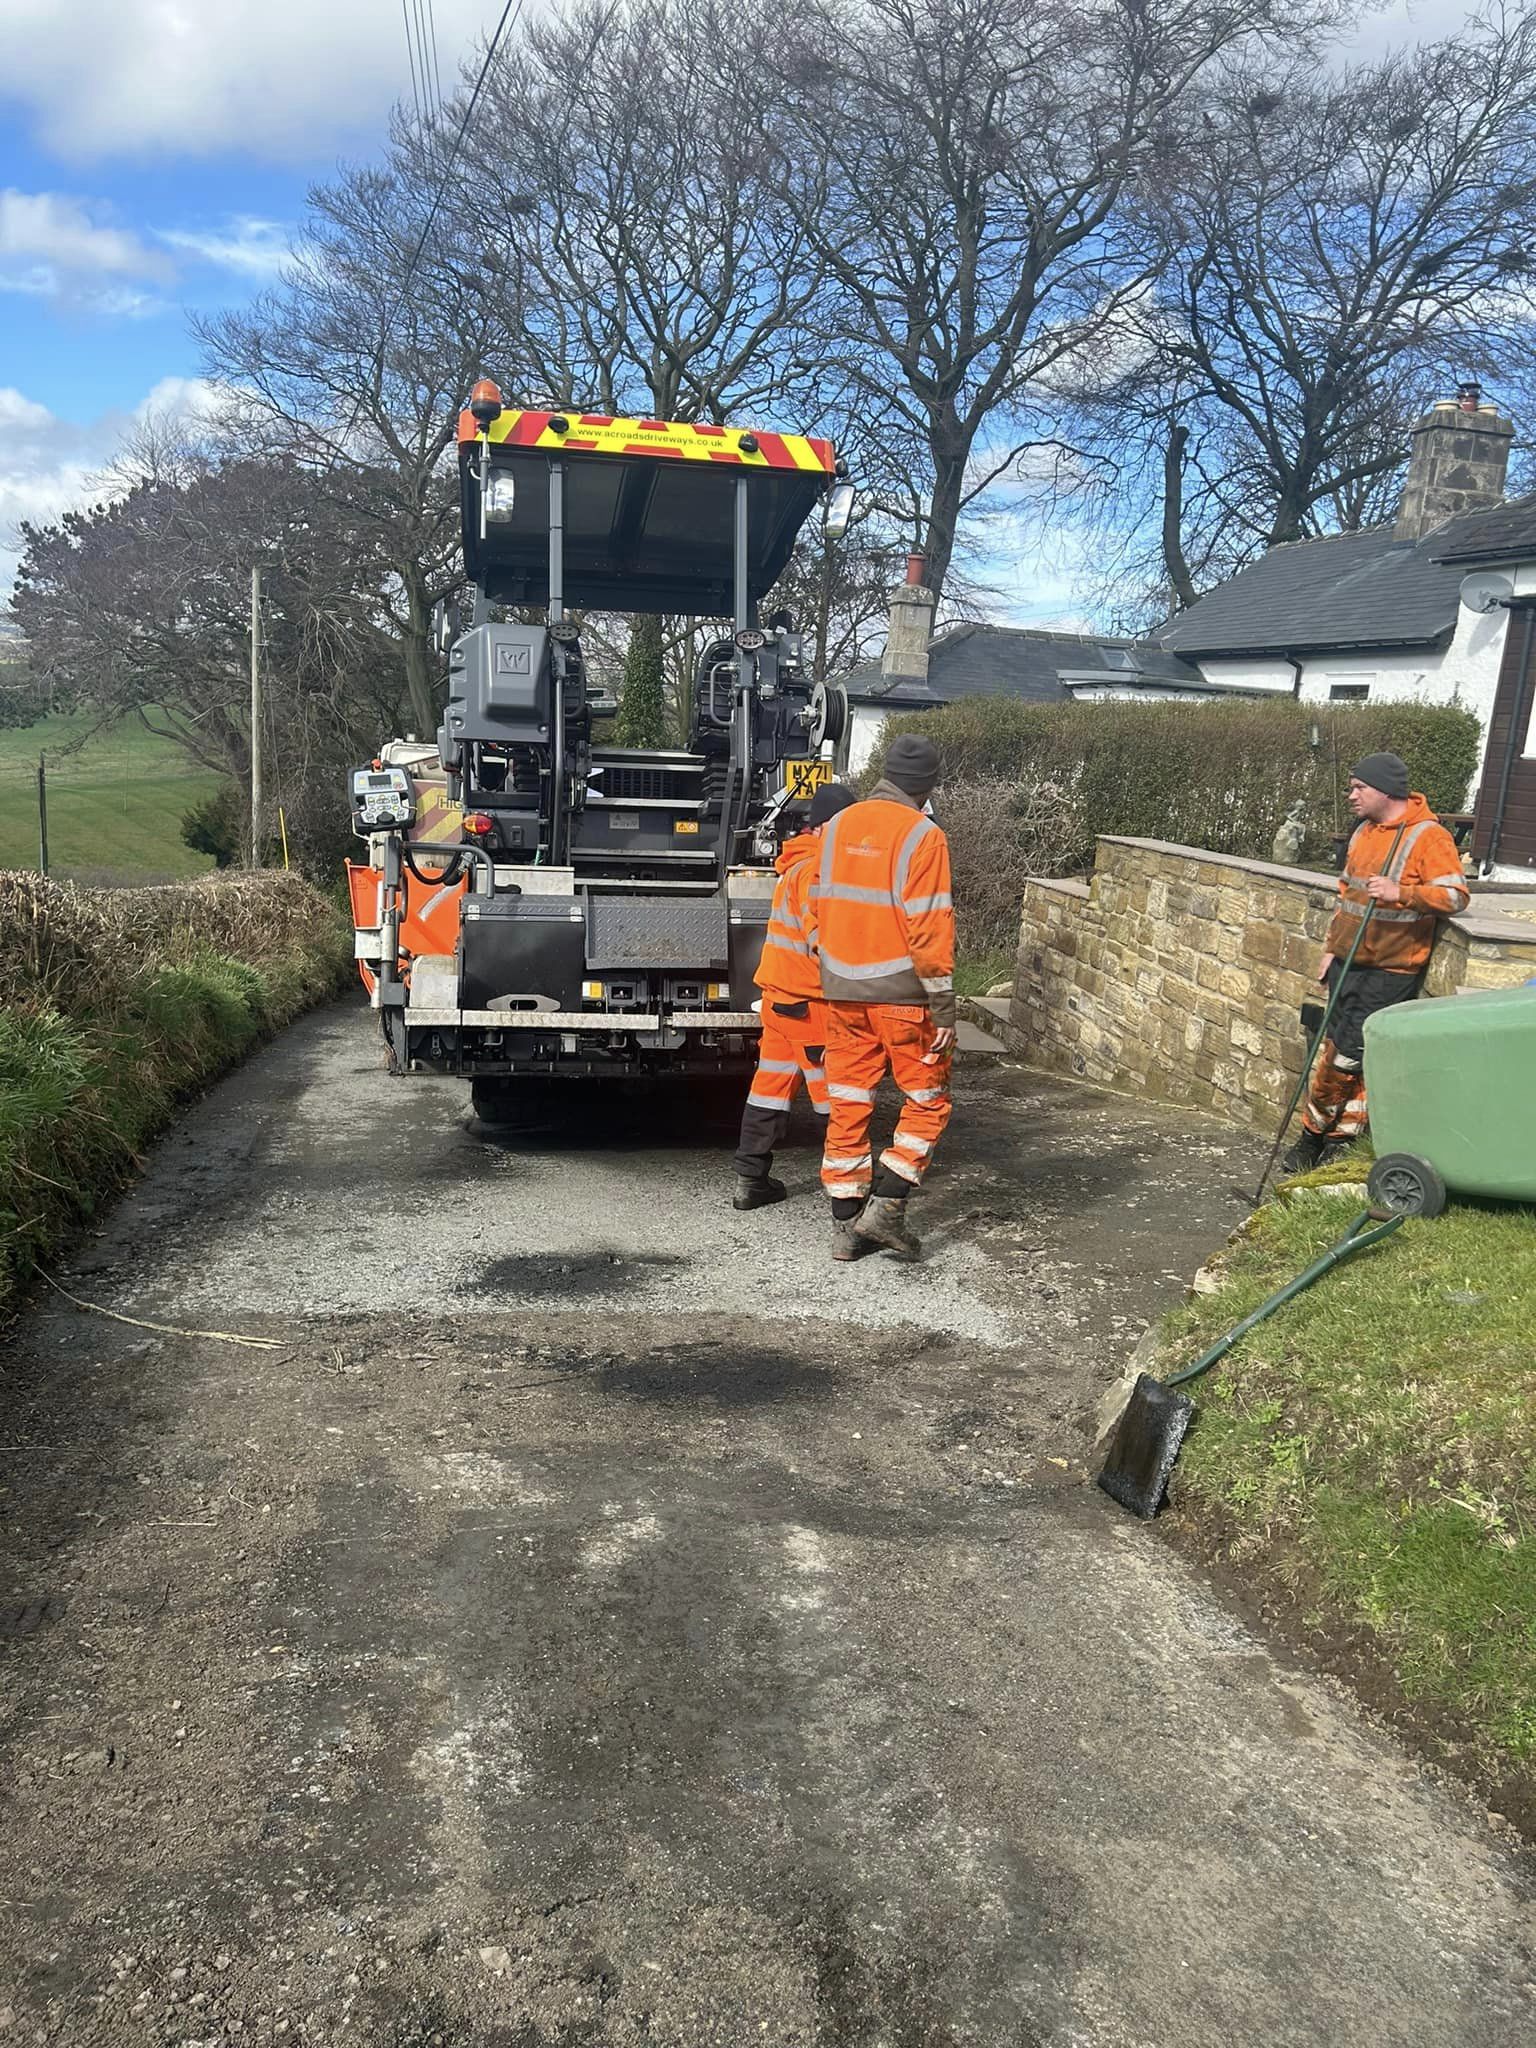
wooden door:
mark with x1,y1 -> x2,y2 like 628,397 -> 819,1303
1473,602 -> 1536,869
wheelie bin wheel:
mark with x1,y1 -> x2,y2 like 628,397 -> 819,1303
1366,1151 -> 1448,1219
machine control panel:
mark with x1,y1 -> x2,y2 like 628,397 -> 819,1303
351,765 -> 416,835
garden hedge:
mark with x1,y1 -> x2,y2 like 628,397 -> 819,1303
877,696 -> 1482,873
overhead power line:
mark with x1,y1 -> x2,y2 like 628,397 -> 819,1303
400,0 -> 425,123
327,0 -> 526,478
423,0 -> 445,109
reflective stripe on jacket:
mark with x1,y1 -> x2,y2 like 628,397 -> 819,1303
1325,792 -> 1469,973
754,832 -> 821,1001
807,780 -> 956,1028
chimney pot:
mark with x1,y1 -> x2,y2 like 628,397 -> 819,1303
882,561 -> 935,683
1394,389 -> 1513,541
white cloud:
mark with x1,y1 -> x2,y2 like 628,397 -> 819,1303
0,375 -> 239,603
133,375 -> 231,426
0,390 -> 53,433
0,187 -> 170,278
0,0 -> 508,161
158,216 -> 294,279
0,187 -> 174,315
0,388 -> 97,599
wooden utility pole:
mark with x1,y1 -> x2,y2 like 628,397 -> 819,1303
37,752 -> 49,876
249,564 -> 263,867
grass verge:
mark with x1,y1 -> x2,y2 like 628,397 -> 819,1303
1159,1183 -> 1536,1814
954,951 -> 1014,999
0,870 -> 350,1321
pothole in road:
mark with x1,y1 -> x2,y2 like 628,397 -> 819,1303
533,1341 -> 839,1410
462,1250 -> 684,1298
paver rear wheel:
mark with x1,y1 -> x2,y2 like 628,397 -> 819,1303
1366,1151 -> 1447,1218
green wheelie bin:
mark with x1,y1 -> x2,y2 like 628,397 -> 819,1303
1362,983 -> 1536,1216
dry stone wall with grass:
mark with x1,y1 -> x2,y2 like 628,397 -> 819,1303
1005,837 -> 1536,1129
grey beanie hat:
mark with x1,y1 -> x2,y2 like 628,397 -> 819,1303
882,733 -> 942,795
1351,751 -> 1410,801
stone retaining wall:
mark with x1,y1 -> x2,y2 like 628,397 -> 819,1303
1005,836 -> 1536,1129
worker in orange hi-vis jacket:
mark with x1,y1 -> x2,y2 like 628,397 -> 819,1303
731,782 -> 859,1211
807,735 -> 956,1263
1282,751 -> 1469,1173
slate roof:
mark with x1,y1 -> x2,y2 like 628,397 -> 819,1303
1427,495 -> 1536,565
1156,494 -> 1536,658
843,624 -> 1207,705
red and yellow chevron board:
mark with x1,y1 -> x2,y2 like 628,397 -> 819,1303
456,406 -> 835,474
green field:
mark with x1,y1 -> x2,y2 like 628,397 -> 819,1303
0,709 -> 224,884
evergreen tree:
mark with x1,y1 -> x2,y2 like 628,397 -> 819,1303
613,614 -> 669,749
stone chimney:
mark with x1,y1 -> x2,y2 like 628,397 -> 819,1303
880,551 -> 935,683
1393,383 -> 1514,542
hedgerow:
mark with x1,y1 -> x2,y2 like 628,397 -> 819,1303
878,697 -> 1481,876
0,871 -> 350,1317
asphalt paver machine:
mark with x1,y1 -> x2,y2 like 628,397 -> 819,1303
347,385 -> 852,1118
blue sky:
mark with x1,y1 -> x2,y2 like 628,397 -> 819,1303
0,0 -> 506,594
0,0 -> 1453,615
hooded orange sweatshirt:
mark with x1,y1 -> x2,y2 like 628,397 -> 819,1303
1326,792 -> 1469,973
755,832 -> 822,1001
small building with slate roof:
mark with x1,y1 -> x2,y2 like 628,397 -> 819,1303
1148,392 -> 1536,877
840,622 -> 1255,775
845,392 -> 1536,877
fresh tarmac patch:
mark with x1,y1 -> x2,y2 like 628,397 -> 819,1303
1,1007 -> 1531,2044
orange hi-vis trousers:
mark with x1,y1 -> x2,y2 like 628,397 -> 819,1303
820,1002 -> 953,1202
1301,1044 -> 1369,1143
732,998 -> 829,1182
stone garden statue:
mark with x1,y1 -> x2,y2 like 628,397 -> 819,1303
1271,799 -> 1307,866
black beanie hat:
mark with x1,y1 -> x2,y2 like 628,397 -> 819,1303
883,733 -> 942,795
1351,751 -> 1410,801
807,781 -> 857,828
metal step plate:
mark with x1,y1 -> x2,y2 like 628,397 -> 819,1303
585,892 -> 730,972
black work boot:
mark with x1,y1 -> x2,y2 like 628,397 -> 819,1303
1279,1129 -> 1327,1176
733,1174 -> 787,1212
853,1194 -> 921,1260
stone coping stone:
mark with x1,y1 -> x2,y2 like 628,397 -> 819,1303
1456,909 -> 1536,944
1063,836 -> 1536,948
1096,836 -> 1340,891
1027,875 -> 1091,900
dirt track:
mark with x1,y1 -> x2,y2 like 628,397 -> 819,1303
1,1004 -> 1532,2045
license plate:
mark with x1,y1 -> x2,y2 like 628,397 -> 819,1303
785,759 -> 832,799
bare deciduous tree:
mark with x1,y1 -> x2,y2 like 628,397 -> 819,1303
764,0 -> 1320,607
11,446 -> 407,869
1078,7 -> 1536,611
198,147 -> 521,736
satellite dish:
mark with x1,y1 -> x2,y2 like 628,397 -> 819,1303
1458,570 -> 1515,615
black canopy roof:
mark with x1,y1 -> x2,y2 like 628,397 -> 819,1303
459,442 -> 827,615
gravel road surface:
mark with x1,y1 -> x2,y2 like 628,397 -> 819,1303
1,1003 -> 1531,2046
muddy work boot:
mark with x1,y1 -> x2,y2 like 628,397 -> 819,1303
853,1194 -> 921,1261
733,1174 -> 787,1212
830,1216 -> 864,1262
